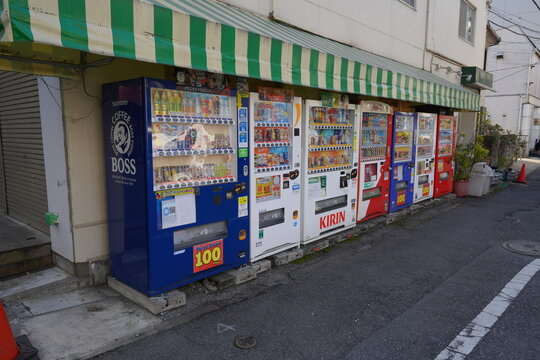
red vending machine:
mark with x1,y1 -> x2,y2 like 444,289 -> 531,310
434,115 -> 457,198
357,101 -> 393,222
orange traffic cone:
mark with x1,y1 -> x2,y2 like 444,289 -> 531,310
0,301 -> 19,360
514,163 -> 528,184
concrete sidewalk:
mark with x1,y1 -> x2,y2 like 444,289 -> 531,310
513,157 -> 540,174
0,175 -> 529,360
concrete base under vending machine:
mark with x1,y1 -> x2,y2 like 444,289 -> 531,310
108,277 -> 186,315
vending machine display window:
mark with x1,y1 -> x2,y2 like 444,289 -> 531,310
151,88 -> 237,190
253,101 -> 293,172
437,117 -> 454,157
307,107 -> 355,173
361,113 -> 388,160
416,116 -> 435,159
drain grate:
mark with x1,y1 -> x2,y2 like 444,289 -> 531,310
234,335 -> 258,349
502,240 -> 540,256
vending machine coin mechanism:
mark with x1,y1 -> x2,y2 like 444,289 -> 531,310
103,77 -> 249,296
389,112 -> 417,212
357,101 -> 393,222
249,90 -> 302,262
434,115 -> 457,198
301,100 -> 359,244
413,113 -> 438,203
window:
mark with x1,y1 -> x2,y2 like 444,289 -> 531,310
400,0 -> 416,9
459,0 -> 476,43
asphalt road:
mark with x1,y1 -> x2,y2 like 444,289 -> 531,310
95,169 -> 540,360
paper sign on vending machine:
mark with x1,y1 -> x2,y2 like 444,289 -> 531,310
249,88 -> 302,262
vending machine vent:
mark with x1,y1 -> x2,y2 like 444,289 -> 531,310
173,221 -> 228,251
259,208 -> 285,229
362,187 -> 382,201
315,195 -> 348,214
418,175 -> 429,185
395,181 -> 408,191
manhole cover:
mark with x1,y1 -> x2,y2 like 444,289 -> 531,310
502,240 -> 540,256
234,335 -> 257,349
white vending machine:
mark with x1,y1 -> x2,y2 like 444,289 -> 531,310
249,91 -> 303,262
413,113 -> 438,203
301,100 -> 358,244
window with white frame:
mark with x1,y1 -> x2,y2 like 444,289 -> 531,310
459,0 -> 476,43
400,0 -> 416,9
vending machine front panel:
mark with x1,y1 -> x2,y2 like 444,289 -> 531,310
434,115 -> 457,198
357,101 -> 393,222
104,77 -> 250,296
413,113 -> 438,203
301,100 -> 358,244
389,112 -> 416,212
249,91 -> 302,262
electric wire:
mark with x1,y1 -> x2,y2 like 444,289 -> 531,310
487,63 -> 537,72
532,0 -> 540,12
492,66 -> 533,82
489,20 -> 540,41
489,8 -> 540,34
490,5 -> 540,28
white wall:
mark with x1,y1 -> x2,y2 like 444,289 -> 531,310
485,25 -> 539,148
38,77 -> 74,262
221,0 -> 488,79
426,0 -> 488,70
485,95 -> 521,133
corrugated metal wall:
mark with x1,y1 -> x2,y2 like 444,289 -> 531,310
0,71 -> 49,234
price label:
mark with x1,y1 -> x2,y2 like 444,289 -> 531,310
193,239 -> 223,273
396,192 -> 406,206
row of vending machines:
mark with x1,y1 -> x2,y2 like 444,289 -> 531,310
103,78 -> 456,296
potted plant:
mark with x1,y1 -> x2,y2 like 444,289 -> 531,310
453,142 -> 474,196
453,134 -> 489,197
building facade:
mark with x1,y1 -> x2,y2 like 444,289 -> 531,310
485,25 -> 540,151
0,0 -> 489,278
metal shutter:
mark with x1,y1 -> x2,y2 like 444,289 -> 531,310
0,71 -> 49,234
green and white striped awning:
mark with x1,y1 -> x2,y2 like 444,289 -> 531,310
0,0 -> 480,110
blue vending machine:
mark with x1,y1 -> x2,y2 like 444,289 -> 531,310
103,77 -> 250,296
389,112 -> 416,212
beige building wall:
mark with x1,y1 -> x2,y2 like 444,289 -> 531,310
61,58 -> 167,264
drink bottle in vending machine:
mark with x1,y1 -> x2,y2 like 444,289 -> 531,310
103,77 -> 249,296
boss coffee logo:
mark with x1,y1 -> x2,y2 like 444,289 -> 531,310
110,110 -> 136,175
